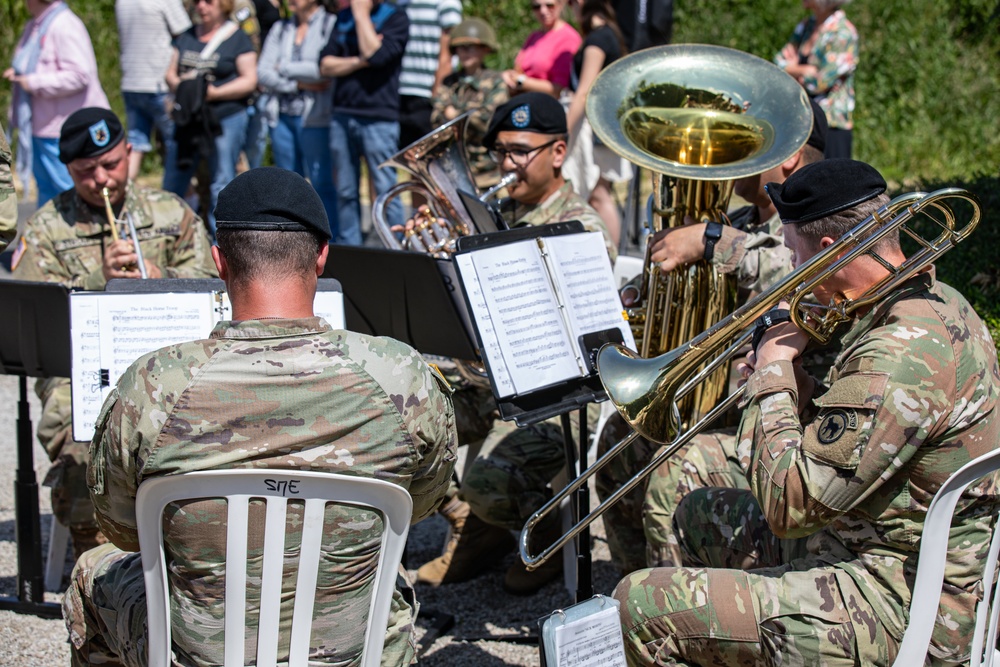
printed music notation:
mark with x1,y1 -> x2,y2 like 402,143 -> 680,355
552,605 -> 627,667
454,232 -> 633,398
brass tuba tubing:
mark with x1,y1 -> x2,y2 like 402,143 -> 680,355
518,188 -> 982,569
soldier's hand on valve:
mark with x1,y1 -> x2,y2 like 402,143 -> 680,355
649,222 -> 707,273
102,239 -> 146,280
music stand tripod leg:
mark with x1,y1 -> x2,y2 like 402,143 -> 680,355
0,376 -> 62,618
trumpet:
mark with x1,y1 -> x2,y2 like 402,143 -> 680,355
519,188 -> 982,569
102,186 -> 147,278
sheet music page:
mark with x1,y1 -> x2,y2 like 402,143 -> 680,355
68,293 -> 218,441
543,233 -> 636,350
70,294 -> 105,441
98,293 -> 216,383
461,239 -> 580,395
455,253 -> 515,397
553,605 -> 627,667
314,291 -> 345,329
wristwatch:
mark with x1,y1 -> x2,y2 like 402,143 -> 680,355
516,74 -> 526,89
703,221 -> 723,262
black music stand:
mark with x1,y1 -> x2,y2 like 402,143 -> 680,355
0,280 -> 71,618
322,246 -> 478,360
453,222 -> 621,606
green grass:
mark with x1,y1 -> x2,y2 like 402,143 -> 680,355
3,0 -> 998,341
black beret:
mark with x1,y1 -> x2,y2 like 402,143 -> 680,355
215,167 -> 331,241
766,159 -> 887,225
59,107 -> 125,163
482,92 -> 567,149
806,98 -> 828,153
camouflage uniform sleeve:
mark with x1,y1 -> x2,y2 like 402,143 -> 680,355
738,330 -> 963,539
430,83 -> 456,129
162,199 -> 218,279
0,127 -> 16,253
12,210 -> 106,288
713,225 -> 794,293
470,74 -> 509,140
89,345 -> 198,551
396,355 -> 458,523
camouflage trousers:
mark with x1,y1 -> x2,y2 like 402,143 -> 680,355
462,401 -> 600,532
36,377 -> 99,530
614,486 -> 899,666
64,543 -> 420,666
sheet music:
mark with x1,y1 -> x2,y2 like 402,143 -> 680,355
69,294 -> 104,440
553,605 -> 627,667
543,233 -> 636,351
460,240 -> 580,396
455,253 -> 514,396
314,291 -> 346,329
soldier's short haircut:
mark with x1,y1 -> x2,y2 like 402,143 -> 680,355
797,192 -> 900,254
800,145 -> 824,167
216,229 -> 324,287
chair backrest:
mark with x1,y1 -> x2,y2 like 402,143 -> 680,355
136,469 -> 413,667
891,448 -> 1000,667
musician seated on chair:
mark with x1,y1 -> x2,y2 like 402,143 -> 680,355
63,167 -> 458,667
613,159 -> 1000,666
597,98 -> 832,574
11,107 -> 215,562
412,92 -> 617,596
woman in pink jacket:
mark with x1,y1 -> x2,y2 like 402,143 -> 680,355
4,0 -> 109,207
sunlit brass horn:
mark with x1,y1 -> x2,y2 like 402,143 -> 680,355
519,188 -> 981,569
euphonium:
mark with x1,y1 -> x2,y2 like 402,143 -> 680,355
586,44 -> 813,423
102,186 -> 147,278
372,111 -> 515,258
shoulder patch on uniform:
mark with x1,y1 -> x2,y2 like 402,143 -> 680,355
817,408 -> 857,444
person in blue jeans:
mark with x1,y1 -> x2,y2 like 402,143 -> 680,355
320,0 -> 408,246
164,0 -> 258,238
258,0 -> 339,237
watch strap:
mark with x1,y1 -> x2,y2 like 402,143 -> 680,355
703,221 -> 724,262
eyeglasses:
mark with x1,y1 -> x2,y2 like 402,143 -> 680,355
531,2 -> 558,10
489,139 -> 559,165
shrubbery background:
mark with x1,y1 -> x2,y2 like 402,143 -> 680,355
2,0 -> 997,339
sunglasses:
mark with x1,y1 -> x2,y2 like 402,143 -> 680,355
531,2 -> 558,10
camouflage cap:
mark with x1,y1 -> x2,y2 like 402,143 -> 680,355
450,18 -> 498,53
59,108 -> 125,164
215,167 -> 331,241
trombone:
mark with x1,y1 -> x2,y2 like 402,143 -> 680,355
102,186 -> 147,278
519,187 -> 982,570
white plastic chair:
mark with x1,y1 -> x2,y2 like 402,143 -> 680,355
136,469 -> 413,667
891,448 -> 1000,667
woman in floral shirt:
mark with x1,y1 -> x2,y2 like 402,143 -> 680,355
775,0 -> 858,158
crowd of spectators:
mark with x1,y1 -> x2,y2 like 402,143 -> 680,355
3,0 -> 672,243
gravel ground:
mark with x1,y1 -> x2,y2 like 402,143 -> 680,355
0,184 -> 623,666
0,364 -> 620,667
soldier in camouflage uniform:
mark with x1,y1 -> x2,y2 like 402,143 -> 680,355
0,123 -> 15,252
11,108 -> 216,559
615,159 -> 1000,666
64,167 -> 457,667
430,18 -> 509,184
596,100 -> 829,573
414,93 -> 615,594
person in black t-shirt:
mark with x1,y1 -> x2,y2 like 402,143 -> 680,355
319,0 -> 409,245
164,0 -> 258,238
563,0 -> 630,245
